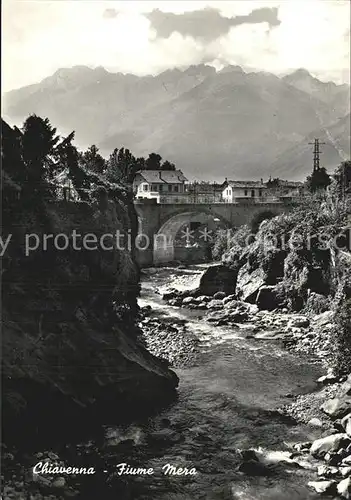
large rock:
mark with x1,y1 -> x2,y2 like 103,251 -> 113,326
341,376 -> 351,397
310,434 -> 351,459
338,477 -> 351,499
288,317 -> 310,328
342,414 -> 351,437
255,285 -> 281,311
207,299 -> 224,310
224,299 -> 242,309
308,481 -> 337,495
198,265 -> 237,297
236,264 -> 267,303
313,310 -> 335,327
321,398 -> 351,420
206,311 -> 228,323
162,289 -> 177,301
305,292 -> 330,314
182,297 -> 195,305
317,465 -> 339,478
237,460 -> 273,476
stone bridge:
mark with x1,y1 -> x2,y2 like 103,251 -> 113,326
134,201 -> 294,266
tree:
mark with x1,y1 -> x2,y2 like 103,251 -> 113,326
21,114 -> 61,190
80,145 -> 106,175
145,152 -> 162,170
106,147 -> 141,184
306,167 -> 331,193
333,160 -> 351,198
1,119 -> 23,184
61,139 -> 91,201
160,160 -> 176,171
134,156 -> 145,172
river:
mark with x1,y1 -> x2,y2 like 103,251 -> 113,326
101,265 -> 324,500
6,265 -> 326,500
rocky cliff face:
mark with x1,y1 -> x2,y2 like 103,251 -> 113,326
203,200 -> 351,314
2,188 -> 178,444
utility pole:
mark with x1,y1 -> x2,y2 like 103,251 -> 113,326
308,138 -> 326,172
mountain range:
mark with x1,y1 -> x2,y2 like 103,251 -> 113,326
2,65 -> 350,181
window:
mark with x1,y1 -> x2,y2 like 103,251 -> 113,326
159,184 -> 163,192
168,185 -> 172,192
143,184 -> 148,191
251,190 -> 255,198
174,185 -> 179,193
244,189 -> 248,196
151,184 -> 157,191
259,189 -> 263,197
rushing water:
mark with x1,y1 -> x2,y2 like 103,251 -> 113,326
101,266 -> 324,500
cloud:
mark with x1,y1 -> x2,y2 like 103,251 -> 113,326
146,6 -> 281,41
103,8 -> 118,20
1,0 -> 350,92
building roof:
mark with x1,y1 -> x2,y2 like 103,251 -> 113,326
188,182 -> 223,193
137,170 -> 188,184
267,179 -> 304,188
225,180 -> 266,188
278,180 -> 304,187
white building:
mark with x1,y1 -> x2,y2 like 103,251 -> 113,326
222,180 -> 266,203
133,170 -> 188,202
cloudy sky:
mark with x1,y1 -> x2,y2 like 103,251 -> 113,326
2,0 -> 350,92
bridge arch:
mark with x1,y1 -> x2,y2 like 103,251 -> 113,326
153,210 -> 230,265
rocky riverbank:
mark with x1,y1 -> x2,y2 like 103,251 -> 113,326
137,306 -> 201,368
160,285 -> 335,362
158,267 -> 351,498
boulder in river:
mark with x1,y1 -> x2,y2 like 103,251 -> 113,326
310,434 -> 351,459
224,299 -> 241,309
237,460 -> 273,476
207,299 -> 224,310
341,414 -> 351,437
321,398 -> 351,420
341,376 -> 351,397
182,297 -> 195,305
198,264 -> 237,296
255,285 -> 281,311
337,477 -> 351,499
162,289 -> 177,300
236,264 -> 267,303
308,480 -> 337,495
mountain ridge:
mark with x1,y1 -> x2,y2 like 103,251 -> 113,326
3,64 -> 350,181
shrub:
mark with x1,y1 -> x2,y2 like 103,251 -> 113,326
212,225 -> 253,262
332,298 -> 351,375
250,210 -> 276,233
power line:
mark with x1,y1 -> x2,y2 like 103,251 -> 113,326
308,138 -> 326,172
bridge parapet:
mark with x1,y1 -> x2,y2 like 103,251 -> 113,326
134,194 -> 304,205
